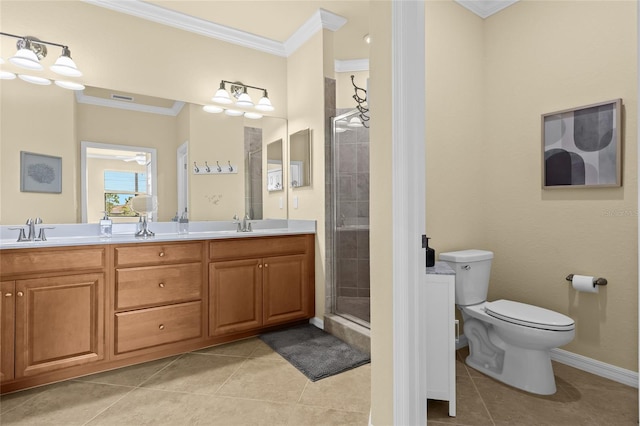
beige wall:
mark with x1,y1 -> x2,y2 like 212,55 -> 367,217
286,29 -> 328,318
425,0 -> 638,371
0,81 -> 77,225
369,0 -> 394,424
77,103 -> 179,222
482,0 -> 638,370
188,104 -> 245,221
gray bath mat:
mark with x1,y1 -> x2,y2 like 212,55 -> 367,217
259,323 -> 370,381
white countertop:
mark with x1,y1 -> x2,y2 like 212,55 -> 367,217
0,219 -> 316,250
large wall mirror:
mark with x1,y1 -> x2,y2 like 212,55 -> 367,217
289,128 -> 311,188
0,83 -> 288,224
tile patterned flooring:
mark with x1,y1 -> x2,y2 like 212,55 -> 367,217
428,347 -> 639,426
1,341 -> 637,425
0,338 -> 370,425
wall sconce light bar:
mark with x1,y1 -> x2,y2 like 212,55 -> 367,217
206,80 -> 274,118
0,31 -> 84,89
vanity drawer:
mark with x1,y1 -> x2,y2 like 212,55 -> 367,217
0,246 -> 105,278
115,301 -> 202,354
114,242 -> 202,267
115,263 -> 202,310
209,235 -> 310,261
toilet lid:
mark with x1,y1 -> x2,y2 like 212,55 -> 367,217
485,299 -> 575,331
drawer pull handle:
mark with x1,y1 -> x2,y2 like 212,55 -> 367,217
17,291 -> 24,297
158,283 -> 165,288
159,324 -> 165,330
4,292 -> 12,297
159,252 -> 165,257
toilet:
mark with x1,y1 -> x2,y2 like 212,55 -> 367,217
439,249 -> 575,395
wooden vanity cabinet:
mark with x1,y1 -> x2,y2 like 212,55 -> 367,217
208,234 -> 314,337
0,246 -> 106,383
1,281 -> 15,382
112,242 -> 205,357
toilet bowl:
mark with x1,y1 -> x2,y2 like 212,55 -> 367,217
439,250 -> 575,395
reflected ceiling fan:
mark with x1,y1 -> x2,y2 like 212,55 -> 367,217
115,153 -> 149,165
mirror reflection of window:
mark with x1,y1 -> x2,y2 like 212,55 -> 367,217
104,170 -> 147,217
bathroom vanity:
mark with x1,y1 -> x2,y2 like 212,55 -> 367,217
0,225 -> 315,393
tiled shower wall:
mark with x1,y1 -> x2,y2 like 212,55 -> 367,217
244,127 -> 263,220
334,107 -> 370,299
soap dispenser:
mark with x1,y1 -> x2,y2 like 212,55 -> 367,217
178,208 -> 189,234
99,212 -> 112,238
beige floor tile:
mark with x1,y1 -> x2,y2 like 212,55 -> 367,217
73,355 -> 180,387
249,339 -> 287,360
139,353 -> 244,394
473,375 -> 600,426
287,404 -> 369,425
298,364 -> 371,413
0,385 -> 49,415
0,381 -> 131,425
87,387 -> 294,425
566,384 -> 638,425
217,357 -> 308,403
428,374 -> 493,425
194,337 -> 261,357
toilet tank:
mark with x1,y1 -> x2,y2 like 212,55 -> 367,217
439,249 -> 493,306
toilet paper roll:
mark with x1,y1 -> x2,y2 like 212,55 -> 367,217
572,275 -> 598,293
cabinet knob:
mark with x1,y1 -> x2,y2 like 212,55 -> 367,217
258,264 -> 263,269
159,252 -> 165,257
264,263 -> 269,268
158,283 -> 165,288
159,324 -> 165,330
4,292 -> 12,297
17,291 -> 24,297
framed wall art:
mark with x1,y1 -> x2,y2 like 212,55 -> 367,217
542,99 -> 622,188
20,151 -> 62,193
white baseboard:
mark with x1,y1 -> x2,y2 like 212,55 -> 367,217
458,333 -> 637,388
309,316 -> 324,329
550,348 -> 638,389
456,334 -> 469,350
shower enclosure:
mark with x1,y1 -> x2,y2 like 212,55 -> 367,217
244,126 -> 263,220
331,109 -> 370,327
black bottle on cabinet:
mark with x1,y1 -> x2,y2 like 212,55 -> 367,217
422,235 -> 436,267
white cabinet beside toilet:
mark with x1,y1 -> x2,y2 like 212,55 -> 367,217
425,262 -> 456,417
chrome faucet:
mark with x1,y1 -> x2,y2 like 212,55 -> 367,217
232,213 -> 252,232
8,218 -> 54,242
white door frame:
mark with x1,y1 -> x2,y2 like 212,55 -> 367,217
177,141 -> 189,215
391,0 -> 427,424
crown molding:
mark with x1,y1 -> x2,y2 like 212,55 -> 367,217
284,8 -> 347,56
83,1 -> 346,58
335,59 -> 369,73
82,0 -> 287,56
75,90 -> 186,116
454,0 -> 519,19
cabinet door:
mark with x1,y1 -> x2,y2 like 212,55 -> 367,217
1,281 -> 15,382
263,254 -> 310,326
15,273 -> 105,378
209,259 -> 262,336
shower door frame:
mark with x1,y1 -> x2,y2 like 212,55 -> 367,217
331,109 -> 370,329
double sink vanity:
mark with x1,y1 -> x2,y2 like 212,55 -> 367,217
0,220 -> 316,394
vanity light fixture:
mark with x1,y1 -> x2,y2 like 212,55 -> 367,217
206,80 -> 274,118
0,70 -> 16,80
0,32 -> 84,90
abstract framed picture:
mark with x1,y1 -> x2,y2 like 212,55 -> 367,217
20,151 -> 62,193
542,99 -> 622,188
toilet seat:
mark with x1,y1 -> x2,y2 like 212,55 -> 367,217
485,299 -> 575,331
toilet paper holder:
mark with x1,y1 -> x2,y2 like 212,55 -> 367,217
565,274 -> 608,287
